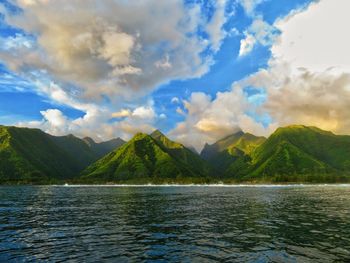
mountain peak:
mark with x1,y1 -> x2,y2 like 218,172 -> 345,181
83,137 -> 96,146
150,129 -> 165,139
103,137 -> 125,144
274,125 -> 333,137
235,130 -> 245,136
81,128 -> 210,182
132,132 -> 150,140
66,133 -> 77,138
200,130 -> 265,160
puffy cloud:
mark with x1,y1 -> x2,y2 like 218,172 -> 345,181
0,0 -> 233,143
170,0 -> 350,150
16,81 -> 160,141
205,0 -> 229,52
239,17 -> 277,57
18,102 -> 159,142
240,0 -> 264,16
242,62 -> 350,134
159,113 -> 167,119
111,109 -> 131,118
239,0 -> 350,134
171,97 -> 180,104
176,107 -> 186,116
40,109 -> 66,127
0,0 -> 229,104
272,0 -> 350,73
39,109 -> 68,135
169,89 -> 276,151
131,106 -> 156,120
239,34 -> 256,56
155,54 -> 172,70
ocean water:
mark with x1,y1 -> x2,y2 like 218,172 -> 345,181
1,185 -> 350,262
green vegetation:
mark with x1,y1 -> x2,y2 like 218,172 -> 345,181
224,125 -> 350,182
80,131 -> 212,183
0,125 -> 124,184
200,131 -> 266,174
2,124 -> 350,184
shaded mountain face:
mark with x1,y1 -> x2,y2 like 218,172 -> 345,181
150,130 -> 212,176
200,131 -> 266,174
81,131 -> 212,183
201,131 -> 245,160
82,137 -> 125,158
0,125 -> 124,183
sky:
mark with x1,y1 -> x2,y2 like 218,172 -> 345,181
0,0 -> 350,151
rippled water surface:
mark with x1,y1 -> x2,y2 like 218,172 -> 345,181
1,185 -> 350,262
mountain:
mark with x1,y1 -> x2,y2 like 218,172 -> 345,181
80,131 -> 212,183
2,124 -> 350,184
187,146 -> 198,154
0,125 -> 124,184
82,137 -> 125,158
226,125 -> 350,182
200,131 -> 266,173
150,130 -> 211,175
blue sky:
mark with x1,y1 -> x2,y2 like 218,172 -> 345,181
1,0 -> 349,150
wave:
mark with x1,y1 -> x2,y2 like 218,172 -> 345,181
55,183 -> 350,188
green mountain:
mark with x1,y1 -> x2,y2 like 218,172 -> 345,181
200,131 -> 266,173
2,124 -> 350,184
0,125 -> 124,184
80,131 -> 212,183
150,130 -> 212,175
225,125 -> 350,182
82,136 -> 125,158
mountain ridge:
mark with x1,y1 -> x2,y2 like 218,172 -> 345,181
1,124 -> 350,184
0,125 -> 125,184
80,131 -> 212,183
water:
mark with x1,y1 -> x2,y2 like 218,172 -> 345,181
1,185 -> 350,262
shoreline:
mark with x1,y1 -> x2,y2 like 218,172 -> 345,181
10,183 -> 350,187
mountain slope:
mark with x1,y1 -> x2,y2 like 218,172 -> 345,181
81,132 -> 211,183
201,131 -> 266,173
0,126 -> 80,183
150,130 -> 211,176
226,125 -> 350,181
82,137 -> 125,158
0,125 -> 125,183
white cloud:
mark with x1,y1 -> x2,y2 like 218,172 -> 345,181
0,33 -> 33,50
155,54 -> 172,70
0,0 -> 233,143
272,0 -> 350,73
16,81 -> 160,141
131,106 -> 156,120
9,0 -> 350,150
111,109 -> 131,118
18,102 -> 159,142
240,0 -> 264,16
206,0 -> 229,52
169,89 -> 276,151
0,0 -> 228,104
176,107 -> 185,116
239,17 -> 277,57
170,0 -> 350,150
238,0 -> 350,135
239,34 -> 256,56
171,97 -> 180,104
40,109 -> 66,127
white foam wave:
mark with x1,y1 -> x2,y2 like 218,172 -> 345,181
55,183 -> 350,188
